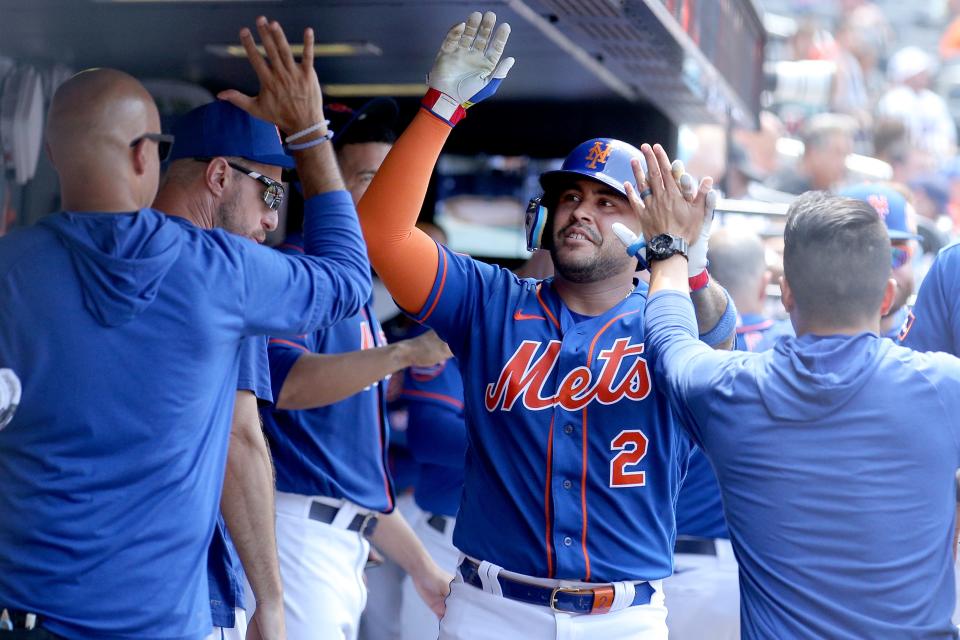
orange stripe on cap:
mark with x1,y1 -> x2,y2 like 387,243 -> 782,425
536,283 -> 561,330
419,244 -> 448,324
581,309 -> 640,580
401,388 -> 464,410
544,414 -> 556,578
268,338 -> 310,352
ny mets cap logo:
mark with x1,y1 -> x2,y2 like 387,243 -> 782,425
584,141 -> 614,170
867,194 -> 890,220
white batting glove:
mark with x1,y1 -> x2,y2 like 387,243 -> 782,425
685,190 -> 717,278
422,11 -> 515,125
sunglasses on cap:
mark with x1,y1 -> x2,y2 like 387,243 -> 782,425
891,244 -> 914,270
130,133 -> 175,163
195,157 -> 286,211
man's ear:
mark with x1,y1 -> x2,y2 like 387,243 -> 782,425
879,278 -> 897,317
780,274 -> 794,314
130,138 -> 150,177
204,158 -> 230,198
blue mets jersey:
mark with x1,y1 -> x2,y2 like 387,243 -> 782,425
261,235 -> 394,512
647,290 -> 960,639
899,243 -> 960,351
409,243 -> 693,582
402,357 -> 467,517
209,336 -> 272,629
0,193 -> 369,639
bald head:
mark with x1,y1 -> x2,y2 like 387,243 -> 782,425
47,68 -> 162,212
707,227 -> 769,314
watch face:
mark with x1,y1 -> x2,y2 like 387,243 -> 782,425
650,234 -> 672,253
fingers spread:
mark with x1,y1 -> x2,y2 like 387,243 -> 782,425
670,159 -> 685,183
240,27 -> 270,79
256,18 -> 282,70
459,11 -> 483,48
486,22 -> 511,65
653,144 -> 680,196
473,11 -> 496,52
640,145 -> 663,196
217,89 -> 256,113
440,22 -> 466,54
679,173 -> 695,200
491,56 -> 515,79
301,27 -> 315,71
270,21 -> 298,72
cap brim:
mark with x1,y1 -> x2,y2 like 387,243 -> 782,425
888,229 -> 922,241
539,169 -> 627,196
243,152 -> 296,170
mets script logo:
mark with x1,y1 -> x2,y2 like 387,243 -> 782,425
485,339 -> 650,412
584,141 -> 614,169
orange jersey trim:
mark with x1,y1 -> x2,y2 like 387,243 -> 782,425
544,414 -> 556,578
268,338 -> 310,353
400,388 -> 464,410
536,284 -> 561,330
582,309 -> 641,580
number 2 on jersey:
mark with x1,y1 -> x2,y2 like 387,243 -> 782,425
609,429 -> 648,488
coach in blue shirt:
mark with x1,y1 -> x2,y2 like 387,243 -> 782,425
0,20 -> 370,640
632,143 -> 960,639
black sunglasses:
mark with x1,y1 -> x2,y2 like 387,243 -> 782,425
196,157 -> 285,211
130,133 -> 175,162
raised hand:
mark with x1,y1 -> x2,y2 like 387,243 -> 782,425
424,11 -> 515,124
218,16 -> 324,135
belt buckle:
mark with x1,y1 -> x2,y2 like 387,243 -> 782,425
549,585 -> 615,615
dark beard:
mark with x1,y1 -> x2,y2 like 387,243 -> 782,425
550,244 -> 625,283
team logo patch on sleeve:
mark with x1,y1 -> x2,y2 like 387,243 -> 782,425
898,309 -> 915,342
0,368 -> 22,430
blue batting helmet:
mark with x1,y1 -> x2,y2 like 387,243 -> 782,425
526,138 -> 645,251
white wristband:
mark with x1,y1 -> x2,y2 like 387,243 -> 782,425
285,120 -> 331,143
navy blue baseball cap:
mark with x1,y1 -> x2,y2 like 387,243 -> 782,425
839,183 -> 921,241
326,97 -> 399,148
167,100 -> 295,169
540,138 -> 646,197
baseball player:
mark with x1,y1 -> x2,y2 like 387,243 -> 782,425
838,183 -> 919,339
899,217 -> 960,629
153,99 -> 297,640
356,11 -> 738,638
637,152 -> 960,639
398,350 -> 468,640
241,87 -> 453,639
0,15 -> 372,638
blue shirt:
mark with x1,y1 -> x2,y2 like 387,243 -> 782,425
409,243 -> 696,582
899,243 -> 960,351
209,336 -> 272,629
0,192 -> 370,639
262,234 -> 394,512
647,290 -> 960,639
402,358 -> 467,517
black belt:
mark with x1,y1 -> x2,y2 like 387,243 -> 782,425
458,558 -> 654,615
674,536 -> 718,556
426,513 -> 451,535
308,501 -> 379,538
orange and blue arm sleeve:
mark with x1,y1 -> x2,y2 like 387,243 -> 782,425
357,110 -> 453,314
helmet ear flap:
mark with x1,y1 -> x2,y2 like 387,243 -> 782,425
525,194 -> 550,251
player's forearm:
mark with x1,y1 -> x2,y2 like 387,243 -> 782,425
221,392 -> 283,604
369,508 -> 436,580
356,110 -> 450,312
291,140 -> 346,198
276,343 -> 411,410
691,279 -> 736,350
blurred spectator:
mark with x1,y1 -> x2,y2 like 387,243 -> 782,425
768,113 -> 855,194
733,111 -> 784,179
877,47 -> 957,160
